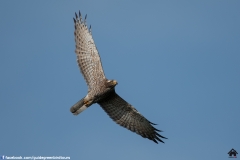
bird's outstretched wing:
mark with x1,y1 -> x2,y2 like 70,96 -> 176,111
73,11 -> 106,93
98,90 -> 167,143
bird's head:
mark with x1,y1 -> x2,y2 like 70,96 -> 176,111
106,79 -> 118,88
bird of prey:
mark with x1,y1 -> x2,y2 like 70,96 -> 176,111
70,11 -> 167,143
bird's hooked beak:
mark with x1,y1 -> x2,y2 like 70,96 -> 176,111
113,80 -> 118,85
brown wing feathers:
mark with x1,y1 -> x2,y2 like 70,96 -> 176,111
98,90 -> 167,143
73,11 -> 106,93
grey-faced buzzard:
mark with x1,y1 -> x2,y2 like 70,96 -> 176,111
70,11 -> 167,143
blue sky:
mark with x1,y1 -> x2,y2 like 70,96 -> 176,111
0,0 -> 239,160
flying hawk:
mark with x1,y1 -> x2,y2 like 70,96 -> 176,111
70,11 -> 167,143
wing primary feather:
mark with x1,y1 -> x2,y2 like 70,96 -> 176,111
75,12 -> 78,19
153,139 -> 158,144
84,14 -> 87,24
156,132 -> 168,139
153,126 -> 162,132
79,11 -> 82,22
148,120 -> 157,125
155,136 -> 164,143
79,10 -> 81,18
73,18 -> 76,23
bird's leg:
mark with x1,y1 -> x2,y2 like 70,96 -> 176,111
83,98 -> 94,106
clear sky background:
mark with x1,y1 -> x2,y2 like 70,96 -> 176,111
0,1 -> 239,160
